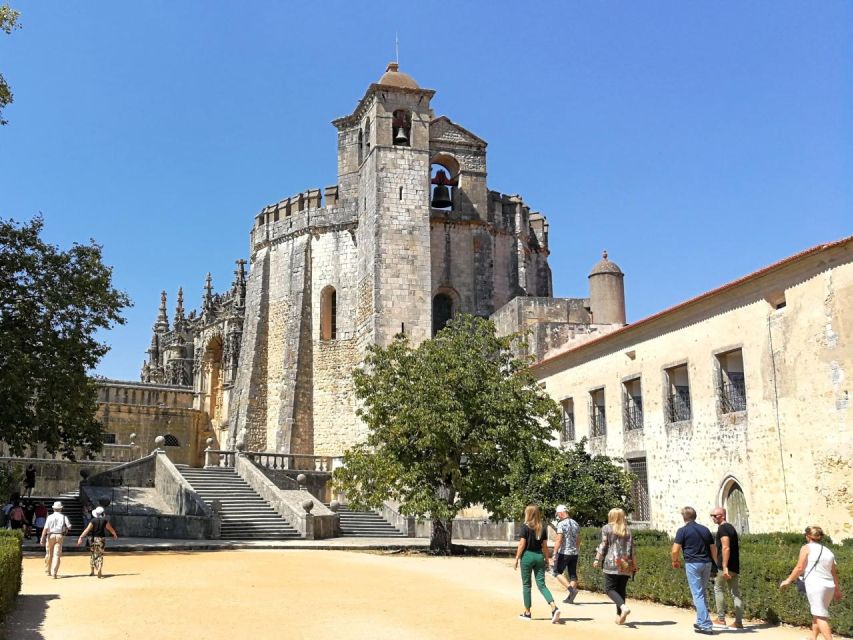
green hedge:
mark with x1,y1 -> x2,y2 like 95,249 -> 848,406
574,528 -> 852,636
0,530 -> 22,621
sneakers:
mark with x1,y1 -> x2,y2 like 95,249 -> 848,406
563,587 -> 578,604
551,607 -> 561,624
729,622 -> 744,630
694,628 -> 715,635
618,606 -> 631,625
712,618 -> 727,628
518,612 -> 531,621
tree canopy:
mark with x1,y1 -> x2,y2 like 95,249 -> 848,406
0,216 -> 130,457
0,3 -> 20,125
333,314 -> 562,552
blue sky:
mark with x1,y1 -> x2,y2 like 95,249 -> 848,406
1,2 -> 850,380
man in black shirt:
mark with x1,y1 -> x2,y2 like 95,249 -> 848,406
711,507 -> 744,629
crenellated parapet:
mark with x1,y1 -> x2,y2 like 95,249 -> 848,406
250,185 -> 358,250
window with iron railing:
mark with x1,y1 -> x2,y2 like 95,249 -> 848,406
628,458 -> 651,522
667,386 -> 692,422
717,349 -> 747,414
623,397 -> 644,431
560,398 -> 575,443
588,389 -> 607,437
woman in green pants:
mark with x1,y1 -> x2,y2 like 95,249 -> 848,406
514,504 -> 561,623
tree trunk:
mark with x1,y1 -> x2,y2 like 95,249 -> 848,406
429,518 -> 453,555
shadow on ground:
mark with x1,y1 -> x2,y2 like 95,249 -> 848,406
3,593 -> 58,640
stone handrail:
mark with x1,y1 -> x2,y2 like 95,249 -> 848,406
154,452 -> 218,539
234,455 -> 337,539
246,451 -> 341,472
1,440 -> 142,463
203,448 -> 236,468
379,500 -> 417,537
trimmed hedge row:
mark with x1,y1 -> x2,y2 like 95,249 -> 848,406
0,529 -> 22,621
573,528 -> 852,636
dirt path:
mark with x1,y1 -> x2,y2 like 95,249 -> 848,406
5,550 -> 812,640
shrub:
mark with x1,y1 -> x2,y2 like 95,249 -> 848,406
0,529 -> 22,621
575,527 -> 852,636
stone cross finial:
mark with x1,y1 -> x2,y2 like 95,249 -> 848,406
173,286 -> 186,328
602,250 -> 608,260
154,290 -> 169,332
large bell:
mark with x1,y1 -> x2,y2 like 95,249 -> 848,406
431,184 -> 452,209
394,126 -> 409,145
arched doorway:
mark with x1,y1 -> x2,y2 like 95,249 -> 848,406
721,478 -> 749,534
432,293 -> 454,336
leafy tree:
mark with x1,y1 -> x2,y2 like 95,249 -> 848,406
0,216 -> 131,458
498,438 -> 636,527
0,4 -> 20,126
333,314 -> 562,554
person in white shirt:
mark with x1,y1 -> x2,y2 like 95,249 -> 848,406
40,501 -> 71,579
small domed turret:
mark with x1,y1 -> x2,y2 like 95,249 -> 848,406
588,250 -> 626,325
378,62 -> 419,89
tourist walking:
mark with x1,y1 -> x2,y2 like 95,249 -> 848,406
551,504 -> 581,604
710,506 -> 744,629
8,501 -> 27,531
40,501 -> 71,579
33,501 -> 48,542
593,507 -> 637,625
76,506 -> 118,578
514,504 -> 561,623
779,526 -> 843,640
672,506 -> 718,634
24,464 -> 36,498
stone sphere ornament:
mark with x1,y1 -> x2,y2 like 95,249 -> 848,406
206,437 -> 214,448
154,435 -> 165,448
329,500 -> 340,512
302,499 -> 314,513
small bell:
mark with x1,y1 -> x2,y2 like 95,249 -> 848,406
431,184 -> 452,209
394,126 -> 409,145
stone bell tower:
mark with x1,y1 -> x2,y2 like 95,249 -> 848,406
333,62 -> 435,347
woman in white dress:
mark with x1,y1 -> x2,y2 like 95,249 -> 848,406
779,526 -> 843,640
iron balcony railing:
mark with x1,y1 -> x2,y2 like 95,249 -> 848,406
561,414 -> 575,442
590,408 -> 606,437
720,378 -> 747,413
623,400 -> 644,431
666,390 -> 692,423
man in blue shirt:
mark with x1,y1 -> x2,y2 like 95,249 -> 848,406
672,506 -> 718,634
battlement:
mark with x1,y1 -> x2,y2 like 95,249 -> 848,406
250,184 -> 357,249
484,191 -> 549,250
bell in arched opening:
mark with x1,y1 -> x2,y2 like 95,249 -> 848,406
394,127 -> 409,145
430,169 -> 455,209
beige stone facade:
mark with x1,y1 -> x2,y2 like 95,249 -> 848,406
531,238 -> 853,539
96,381 -> 211,466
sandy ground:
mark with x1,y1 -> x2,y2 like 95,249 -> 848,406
4,550 -> 819,640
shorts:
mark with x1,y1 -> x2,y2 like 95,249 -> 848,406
552,553 -> 579,580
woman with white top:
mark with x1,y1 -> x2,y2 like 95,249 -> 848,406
779,526 -> 843,640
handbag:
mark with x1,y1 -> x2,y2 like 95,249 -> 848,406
795,545 -> 823,597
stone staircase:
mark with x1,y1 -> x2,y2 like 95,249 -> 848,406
334,505 -> 407,537
24,492 -> 84,534
178,467 -> 301,540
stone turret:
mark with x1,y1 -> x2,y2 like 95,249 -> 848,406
588,250 -> 626,325
154,290 -> 169,333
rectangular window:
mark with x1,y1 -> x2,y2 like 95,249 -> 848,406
560,398 -> 575,443
622,377 -> 643,431
103,433 -> 117,444
664,364 -> 691,423
627,457 -> 651,522
589,388 -> 606,437
717,348 -> 746,413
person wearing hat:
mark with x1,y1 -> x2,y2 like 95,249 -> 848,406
40,501 -> 71,579
76,506 -> 118,578
551,505 -> 582,604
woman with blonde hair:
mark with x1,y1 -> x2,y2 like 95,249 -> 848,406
779,526 -> 843,640
513,504 -> 561,623
593,507 -> 637,624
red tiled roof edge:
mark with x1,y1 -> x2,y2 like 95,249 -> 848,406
531,235 -> 853,372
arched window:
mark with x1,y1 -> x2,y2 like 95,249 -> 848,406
163,434 -> 180,447
430,154 -> 460,211
432,293 -> 454,336
392,110 -> 411,146
357,129 -> 363,165
321,286 -> 337,340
